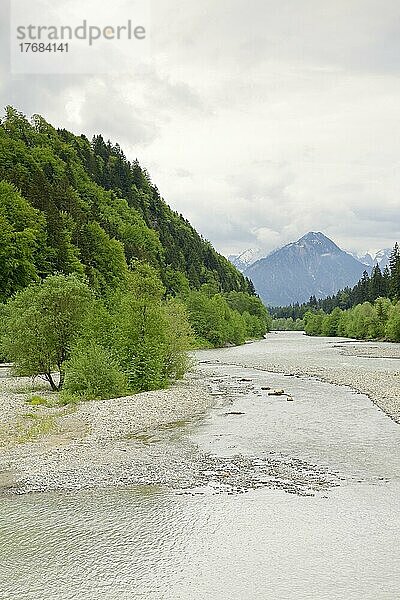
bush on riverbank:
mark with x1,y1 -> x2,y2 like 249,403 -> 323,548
303,297 -> 400,342
62,342 -> 128,401
1,274 -> 94,391
0,269 -> 194,400
0,268 -> 270,402
186,289 -> 271,347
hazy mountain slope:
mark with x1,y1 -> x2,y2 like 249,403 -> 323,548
245,232 -> 368,306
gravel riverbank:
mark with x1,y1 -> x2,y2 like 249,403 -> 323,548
0,369 -> 338,497
0,372 -> 214,494
1,332 -> 399,495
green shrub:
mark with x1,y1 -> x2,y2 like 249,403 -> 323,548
57,391 -> 81,406
321,307 -> 343,336
162,299 -> 194,380
63,342 -> 128,400
304,311 -> 325,336
225,291 -> 272,337
386,302 -> 400,341
1,274 -> 94,390
186,290 -> 259,347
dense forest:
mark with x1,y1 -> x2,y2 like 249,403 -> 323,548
0,107 -> 270,401
271,244 -> 400,341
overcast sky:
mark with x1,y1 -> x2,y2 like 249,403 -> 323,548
1,0 -> 399,257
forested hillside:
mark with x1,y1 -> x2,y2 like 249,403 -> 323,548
0,106 -> 253,300
0,107 -> 270,401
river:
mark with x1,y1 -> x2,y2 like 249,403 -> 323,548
1,333 -> 399,599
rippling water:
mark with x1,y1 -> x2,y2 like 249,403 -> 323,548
1,334 -> 400,599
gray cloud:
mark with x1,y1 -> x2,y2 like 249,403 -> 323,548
1,0 -> 399,257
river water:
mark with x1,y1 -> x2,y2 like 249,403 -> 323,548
1,333 -> 400,599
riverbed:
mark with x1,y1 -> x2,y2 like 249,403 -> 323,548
1,332 -> 399,599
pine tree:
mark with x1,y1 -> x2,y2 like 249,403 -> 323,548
389,243 -> 400,299
369,264 -> 384,301
382,265 -> 391,297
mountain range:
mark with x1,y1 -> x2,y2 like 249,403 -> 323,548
237,232 -> 383,307
349,249 -> 391,270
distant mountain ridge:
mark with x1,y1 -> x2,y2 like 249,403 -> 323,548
230,244 -> 391,274
244,232 -> 370,306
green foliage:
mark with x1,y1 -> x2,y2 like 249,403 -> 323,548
26,395 -> 49,406
272,317 -> 305,331
78,221 -> 128,295
63,342 -> 128,400
162,299 -> 194,379
1,274 -> 93,390
186,289 -> 270,347
385,302 -> 400,341
0,108 -> 267,402
105,264 -> 193,392
321,307 -> 342,337
0,181 -> 47,300
110,266 -> 168,391
163,267 -> 190,298
1,268 -> 196,400
1,269 -> 196,401
304,297 -> 400,342
186,291 -> 235,347
344,303 -> 379,339
304,311 -> 325,336
225,291 -> 272,337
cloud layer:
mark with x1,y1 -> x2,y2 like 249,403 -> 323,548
1,0 -> 399,256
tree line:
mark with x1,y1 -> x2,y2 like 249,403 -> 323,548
303,298 -> 400,341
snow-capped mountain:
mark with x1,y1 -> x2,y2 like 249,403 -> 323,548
245,232 -> 369,306
228,248 -> 261,272
351,252 -> 374,267
350,249 -> 391,270
373,249 -> 391,270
